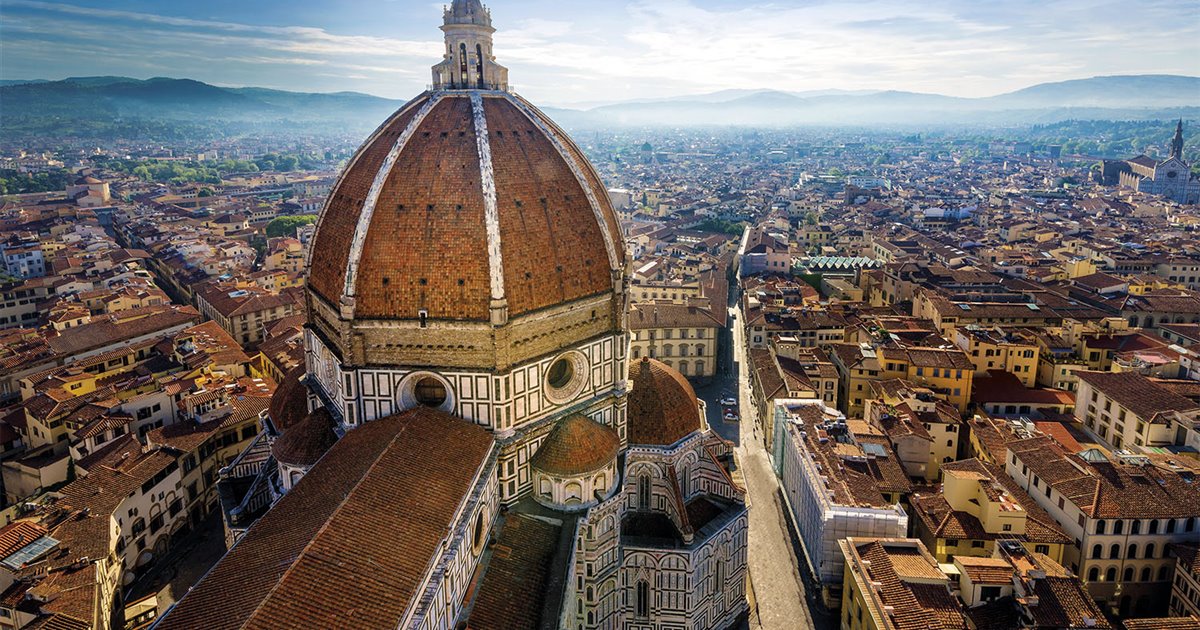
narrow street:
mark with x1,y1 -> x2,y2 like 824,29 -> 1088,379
692,267 -> 823,630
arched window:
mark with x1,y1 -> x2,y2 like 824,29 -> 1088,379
1091,544 -> 1102,559
1159,566 -> 1171,581
565,481 -> 582,504
1110,544 -> 1121,559
475,43 -> 485,88
713,557 -> 724,605
1113,520 -> 1124,535
1131,520 -> 1142,535
1140,567 -> 1152,582
1087,567 -> 1099,582
636,580 -> 650,618
1127,544 -> 1137,559
458,43 -> 469,87
1167,519 -> 1177,534
663,344 -> 673,357
1188,517 -> 1197,532
1095,520 -> 1106,535
539,478 -> 552,497
638,475 -> 651,509
1123,567 -> 1134,582
1105,567 -> 1117,582
1149,519 -> 1159,534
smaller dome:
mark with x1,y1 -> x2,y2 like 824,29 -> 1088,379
272,408 -> 338,467
530,414 -> 620,476
268,366 -> 309,431
627,357 -> 702,446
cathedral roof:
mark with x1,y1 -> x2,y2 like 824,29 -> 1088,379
530,413 -> 620,476
157,405 -> 494,630
267,365 -> 308,431
306,90 -> 625,323
626,357 -> 703,446
271,407 -> 338,467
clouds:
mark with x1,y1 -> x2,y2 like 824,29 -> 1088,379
1,0 -> 1196,105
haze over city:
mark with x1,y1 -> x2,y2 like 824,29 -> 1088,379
2,0 -> 1199,105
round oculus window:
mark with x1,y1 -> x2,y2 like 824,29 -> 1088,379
414,377 -> 447,407
547,358 -> 574,389
399,372 -> 454,412
543,351 -> 589,404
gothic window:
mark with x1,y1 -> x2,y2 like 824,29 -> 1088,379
638,474 -> 651,509
636,580 -> 650,618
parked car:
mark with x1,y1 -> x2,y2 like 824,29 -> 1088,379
720,395 -> 737,406
723,410 -> 739,422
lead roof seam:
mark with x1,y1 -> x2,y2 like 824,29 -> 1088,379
470,91 -> 506,302
505,94 -> 621,273
341,93 -> 444,303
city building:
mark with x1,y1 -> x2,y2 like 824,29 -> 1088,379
773,400 -> 909,606
1005,435 -> 1200,617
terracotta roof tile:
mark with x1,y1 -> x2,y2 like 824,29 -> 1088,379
157,406 -> 494,630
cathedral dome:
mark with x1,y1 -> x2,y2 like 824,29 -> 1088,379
530,413 -> 620,476
306,91 -> 625,324
626,357 -> 703,446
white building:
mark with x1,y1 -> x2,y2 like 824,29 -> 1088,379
773,399 -> 908,604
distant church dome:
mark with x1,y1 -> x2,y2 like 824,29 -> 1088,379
627,357 -> 703,446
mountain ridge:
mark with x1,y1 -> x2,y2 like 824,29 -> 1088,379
1,74 -> 1196,138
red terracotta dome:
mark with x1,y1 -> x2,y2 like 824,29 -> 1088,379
626,357 -> 703,446
268,366 -> 309,431
306,90 -> 626,322
272,407 -> 338,467
530,414 -> 620,476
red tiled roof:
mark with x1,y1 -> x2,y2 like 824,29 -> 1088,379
157,406 -> 494,630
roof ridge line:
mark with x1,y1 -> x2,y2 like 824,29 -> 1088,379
469,91 -> 507,315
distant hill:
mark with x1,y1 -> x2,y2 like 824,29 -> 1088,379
1,74 -> 1197,141
557,75 -> 1200,127
0,76 -> 406,140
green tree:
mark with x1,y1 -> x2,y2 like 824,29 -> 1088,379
266,214 -> 318,238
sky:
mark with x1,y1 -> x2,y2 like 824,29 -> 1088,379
2,0 -> 1198,107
